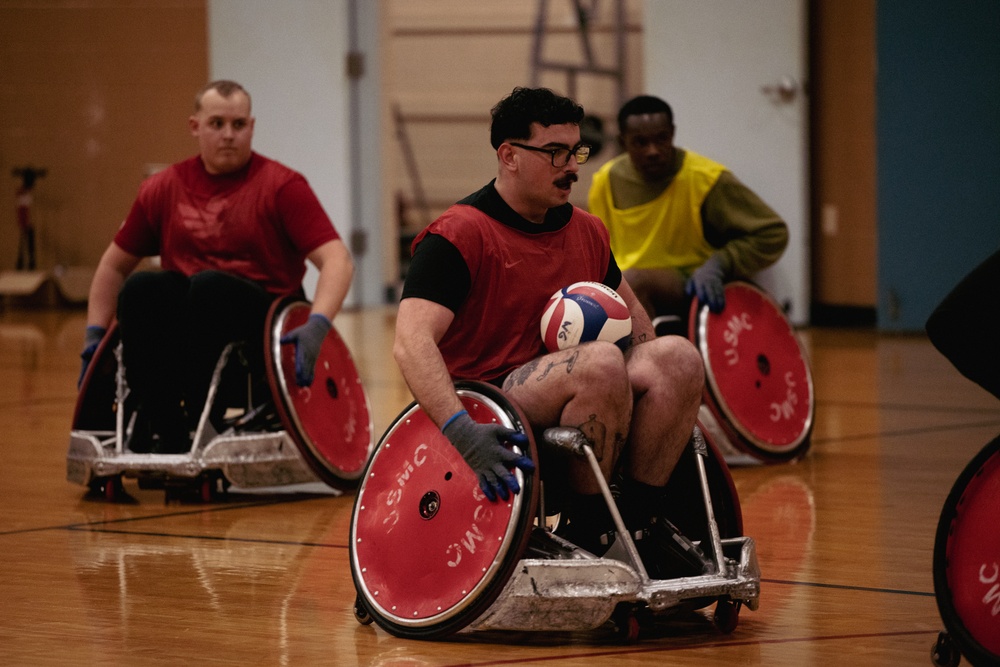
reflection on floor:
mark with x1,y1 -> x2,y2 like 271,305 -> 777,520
1,306 -> 997,665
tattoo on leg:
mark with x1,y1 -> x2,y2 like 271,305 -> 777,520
536,350 -> 579,382
577,414 -> 607,460
504,359 -> 540,389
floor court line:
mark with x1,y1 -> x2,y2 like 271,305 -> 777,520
65,525 -> 347,549
811,419 -> 1000,445
0,496 -> 324,536
817,399 -> 999,414
761,577 -> 934,598
432,630 -> 941,666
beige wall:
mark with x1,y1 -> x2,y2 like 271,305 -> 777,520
384,0 -> 644,257
0,1 -> 877,316
0,0 -> 207,271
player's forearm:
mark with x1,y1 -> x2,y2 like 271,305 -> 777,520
616,278 -> 655,346
716,220 -> 789,278
702,171 -> 789,277
393,330 -> 464,428
308,240 -> 354,321
86,245 -> 139,328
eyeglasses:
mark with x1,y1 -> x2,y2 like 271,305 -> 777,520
509,142 -> 591,167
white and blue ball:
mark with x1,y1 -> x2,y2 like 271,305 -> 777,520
540,282 -> 632,353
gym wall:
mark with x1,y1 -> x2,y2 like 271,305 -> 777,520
0,1 -> 208,273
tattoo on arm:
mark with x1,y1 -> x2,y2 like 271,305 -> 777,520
629,332 -> 649,348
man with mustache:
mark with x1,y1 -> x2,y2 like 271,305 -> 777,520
589,95 -> 788,325
394,87 -> 706,575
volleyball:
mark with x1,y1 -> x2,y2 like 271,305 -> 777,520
540,282 -> 632,353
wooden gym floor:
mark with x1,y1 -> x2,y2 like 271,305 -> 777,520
1,305 -> 996,666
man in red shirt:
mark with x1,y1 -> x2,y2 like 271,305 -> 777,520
81,80 -> 353,453
395,87 -> 705,572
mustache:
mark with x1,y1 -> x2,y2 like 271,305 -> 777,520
554,173 -> 578,188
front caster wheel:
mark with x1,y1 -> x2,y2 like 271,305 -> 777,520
930,631 -> 961,667
89,475 -> 124,502
612,605 -> 642,643
354,596 -> 373,625
713,599 -> 741,634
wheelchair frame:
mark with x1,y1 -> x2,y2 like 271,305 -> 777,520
350,382 -> 760,641
67,299 -> 373,501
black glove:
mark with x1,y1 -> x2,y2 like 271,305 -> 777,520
442,410 -> 535,501
685,254 -> 727,313
279,313 -> 331,387
78,325 -> 107,388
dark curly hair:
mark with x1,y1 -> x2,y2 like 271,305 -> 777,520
490,87 -> 585,149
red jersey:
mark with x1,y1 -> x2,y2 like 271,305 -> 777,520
114,153 -> 340,295
410,182 -> 614,382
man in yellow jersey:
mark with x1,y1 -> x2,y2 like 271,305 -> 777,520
588,95 -> 788,328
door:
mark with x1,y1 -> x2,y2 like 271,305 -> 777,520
643,0 -> 809,325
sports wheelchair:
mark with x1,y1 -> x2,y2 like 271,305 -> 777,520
349,381 -> 759,641
67,298 -> 373,501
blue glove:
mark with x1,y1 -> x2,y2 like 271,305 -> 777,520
279,313 -> 332,387
442,410 -> 535,502
78,325 -> 107,388
685,254 -> 727,313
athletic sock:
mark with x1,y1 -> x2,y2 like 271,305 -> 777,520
617,476 -> 666,535
618,476 -> 712,577
559,492 -> 616,555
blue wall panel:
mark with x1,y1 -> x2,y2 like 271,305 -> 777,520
876,1 -> 1000,330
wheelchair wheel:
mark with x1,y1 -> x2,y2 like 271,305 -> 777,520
933,434 -> 1000,666
266,299 -> 374,490
689,281 -> 814,463
349,382 -> 538,640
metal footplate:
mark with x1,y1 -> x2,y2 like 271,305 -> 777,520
67,429 -> 320,489
470,528 -> 759,632
471,425 -> 760,633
